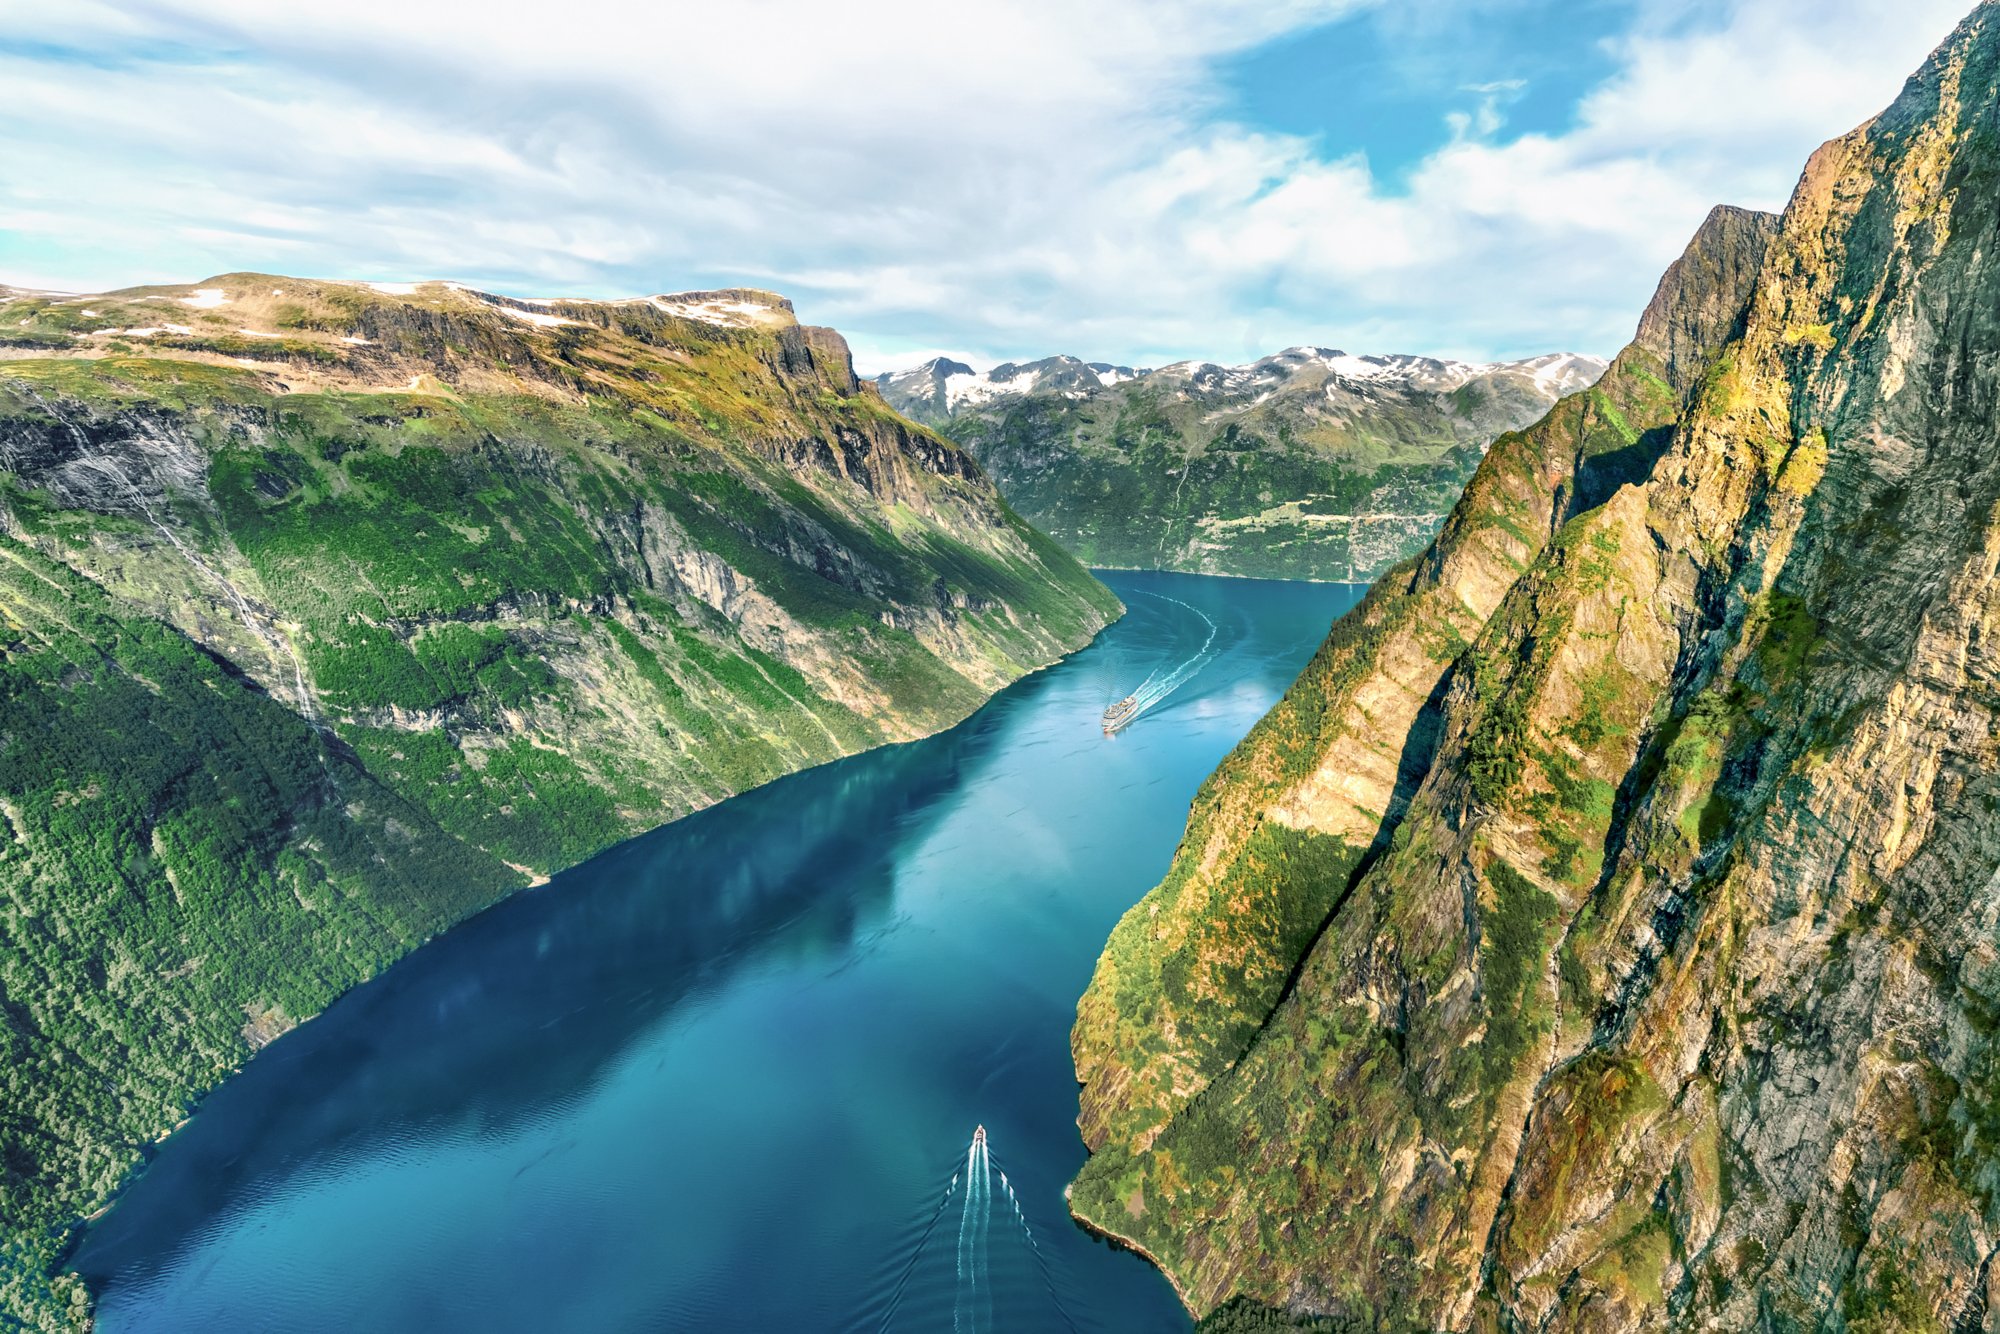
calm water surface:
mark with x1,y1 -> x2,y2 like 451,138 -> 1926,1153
77,571 -> 1363,1332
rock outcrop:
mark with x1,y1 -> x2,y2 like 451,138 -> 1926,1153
1073,6 -> 2000,1328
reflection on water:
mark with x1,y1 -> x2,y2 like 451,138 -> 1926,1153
77,572 -> 1364,1333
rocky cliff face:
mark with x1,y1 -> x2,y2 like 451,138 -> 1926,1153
0,275 -> 1118,1328
877,349 -> 1605,583
1072,7 -> 2000,1329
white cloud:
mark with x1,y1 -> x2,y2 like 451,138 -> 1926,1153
0,0 -> 1976,366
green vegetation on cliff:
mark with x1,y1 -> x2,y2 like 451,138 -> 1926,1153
0,538 -> 509,1324
0,277 -> 1118,1328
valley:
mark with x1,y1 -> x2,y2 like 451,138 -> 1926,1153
65,573 -> 1353,1333
3,4 -> 1994,1331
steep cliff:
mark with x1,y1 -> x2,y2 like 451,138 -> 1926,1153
0,276 -> 1117,1327
877,350 -> 1604,582
1073,7 -> 2000,1328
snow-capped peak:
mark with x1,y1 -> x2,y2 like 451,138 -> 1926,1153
942,362 -> 1038,410
875,345 -> 1608,418
1514,352 -> 1610,394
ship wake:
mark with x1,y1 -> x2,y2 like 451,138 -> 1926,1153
864,1126 -> 1084,1334
1102,592 -> 1218,734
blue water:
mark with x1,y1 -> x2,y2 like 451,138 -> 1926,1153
75,571 -> 1363,1333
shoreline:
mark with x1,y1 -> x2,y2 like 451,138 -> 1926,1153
1086,562 -> 1378,587
1065,1188 -> 1200,1319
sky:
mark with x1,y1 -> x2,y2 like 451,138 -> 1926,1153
0,0 -> 1976,372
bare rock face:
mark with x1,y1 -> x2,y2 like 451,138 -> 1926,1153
772,323 -> 860,396
1631,203 -> 1781,394
1070,6 -> 2000,1328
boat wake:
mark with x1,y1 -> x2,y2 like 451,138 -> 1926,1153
1102,592 -> 1218,735
861,1127 -> 1086,1333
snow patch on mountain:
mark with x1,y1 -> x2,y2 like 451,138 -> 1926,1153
1517,351 -> 1608,395
490,305 -> 574,329
876,345 -> 1608,426
642,291 -> 795,329
944,364 -> 1041,410
81,323 -> 195,338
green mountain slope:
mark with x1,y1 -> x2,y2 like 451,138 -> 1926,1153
0,277 -> 1117,1327
877,349 -> 1604,581
1071,5 -> 2000,1327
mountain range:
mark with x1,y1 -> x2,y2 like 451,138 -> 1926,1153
6,5 -> 1999,1329
877,348 -> 1605,582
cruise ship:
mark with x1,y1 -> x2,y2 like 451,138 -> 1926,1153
1102,695 -> 1139,735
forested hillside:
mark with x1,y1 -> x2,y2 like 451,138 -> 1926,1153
0,276 -> 1118,1327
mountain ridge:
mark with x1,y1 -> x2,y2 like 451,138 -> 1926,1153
877,348 -> 1604,423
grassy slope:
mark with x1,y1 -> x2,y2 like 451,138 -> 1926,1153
0,539 -> 511,1323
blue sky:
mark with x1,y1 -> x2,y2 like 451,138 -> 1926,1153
0,0 -> 1974,371
1222,1 -> 1636,178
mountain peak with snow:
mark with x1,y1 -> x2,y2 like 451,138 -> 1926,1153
877,344 -> 1606,426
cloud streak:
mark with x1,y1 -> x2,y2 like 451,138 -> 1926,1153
0,0 -> 1974,368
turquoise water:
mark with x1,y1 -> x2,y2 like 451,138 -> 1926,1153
75,571 -> 1363,1332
